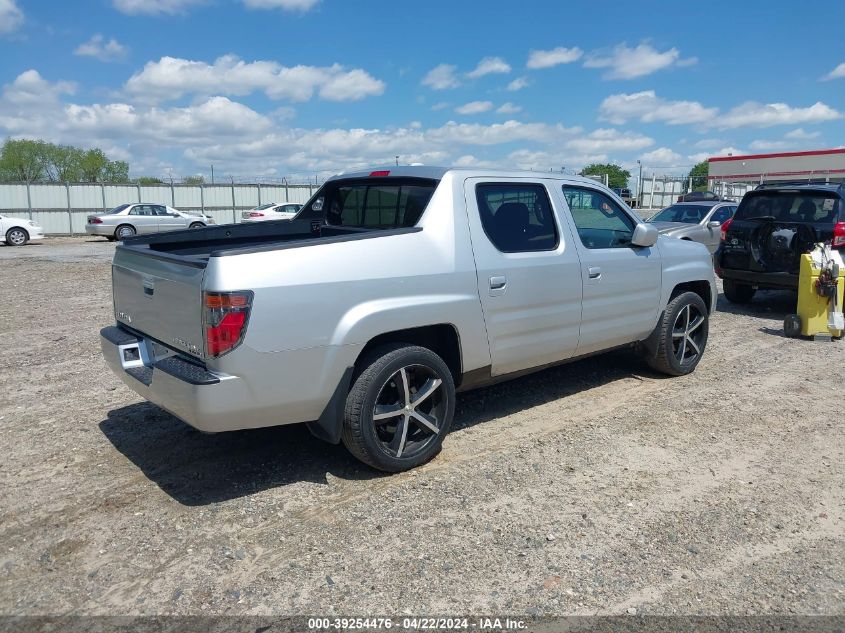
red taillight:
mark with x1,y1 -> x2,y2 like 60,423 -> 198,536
369,170 -> 390,177
249,212 -> 264,217
90,217 -> 103,224
203,291 -> 253,357
833,222 -> 845,248
720,217 -> 733,242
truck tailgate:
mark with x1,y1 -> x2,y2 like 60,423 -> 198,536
112,246 -> 206,359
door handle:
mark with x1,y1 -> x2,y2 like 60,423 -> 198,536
588,266 -> 602,279
489,275 -> 507,290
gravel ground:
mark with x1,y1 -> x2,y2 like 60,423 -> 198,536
0,237 -> 843,617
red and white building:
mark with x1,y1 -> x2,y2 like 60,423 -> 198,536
708,148 -> 845,185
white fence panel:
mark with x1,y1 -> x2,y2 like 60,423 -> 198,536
287,185 -> 315,203
1,184 -> 29,211
234,185 -> 259,209
104,185 -> 141,208
202,185 -> 236,208
69,184 -> 103,210
173,186 -> 202,210
29,184 -> 68,210
30,210 -> 69,234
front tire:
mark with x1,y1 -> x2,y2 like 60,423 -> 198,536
189,222 -> 205,229
342,344 -> 455,472
647,291 -> 709,376
723,279 -> 756,304
5,227 -> 28,246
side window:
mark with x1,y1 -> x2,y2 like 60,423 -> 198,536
475,183 -> 558,253
153,205 -> 168,216
711,207 -> 732,224
562,186 -> 635,249
129,205 -> 149,216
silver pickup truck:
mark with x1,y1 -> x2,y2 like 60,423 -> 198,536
101,167 -> 716,472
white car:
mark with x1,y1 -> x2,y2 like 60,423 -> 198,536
1,214 -> 44,246
241,202 -> 303,223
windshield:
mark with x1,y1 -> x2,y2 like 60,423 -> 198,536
106,204 -> 131,215
651,204 -> 711,224
299,178 -> 437,228
734,192 -> 842,223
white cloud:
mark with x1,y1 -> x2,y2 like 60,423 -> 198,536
506,76 -> 530,91
431,101 -> 450,111
600,91 -> 717,125
526,46 -> 583,69
243,0 -> 319,9
0,0 -> 23,35
3,70 -> 75,105
564,128 -> 654,154
785,128 -> 820,140
421,64 -> 460,90
496,102 -> 521,115
748,139 -> 789,151
112,0 -> 206,15
692,138 -> 727,149
428,120 -> 579,146
584,43 -> 694,79
74,34 -> 128,62
455,100 -> 493,115
640,147 -> 683,166
467,56 -> 511,78
715,101 -> 841,129
687,147 -> 744,163
822,62 -> 845,81
125,55 -> 385,102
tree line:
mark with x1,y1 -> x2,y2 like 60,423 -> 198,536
0,139 -> 130,183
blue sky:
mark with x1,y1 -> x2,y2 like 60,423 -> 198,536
0,0 -> 843,181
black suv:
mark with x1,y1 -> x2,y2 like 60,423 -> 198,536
716,182 -> 845,303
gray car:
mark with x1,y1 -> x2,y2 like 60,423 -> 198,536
648,201 -> 737,253
85,203 -> 215,241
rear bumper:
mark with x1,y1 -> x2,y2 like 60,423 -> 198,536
101,326 -> 263,433
86,224 -> 113,236
100,325 -> 354,433
719,268 -> 798,290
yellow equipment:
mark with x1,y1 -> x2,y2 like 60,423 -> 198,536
784,246 -> 845,340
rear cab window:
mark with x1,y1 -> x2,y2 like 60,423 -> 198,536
298,177 -> 437,229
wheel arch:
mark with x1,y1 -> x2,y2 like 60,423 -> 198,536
356,323 -> 463,387
669,280 -> 711,312
307,323 -> 463,446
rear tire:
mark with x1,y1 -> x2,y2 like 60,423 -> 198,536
723,280 -> 756,304
115,224 -> 136,240
647,291 -> 709,377
5,227 -> 28,246
341,343 -> 455,472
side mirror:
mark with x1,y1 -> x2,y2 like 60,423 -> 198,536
631,222 -> 658,248
707,220 -> 721,228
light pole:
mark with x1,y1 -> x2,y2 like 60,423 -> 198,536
636,159 -> 643,209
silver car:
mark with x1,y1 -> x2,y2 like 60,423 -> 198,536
648,201 -> 737,253
86,203 -> 215,241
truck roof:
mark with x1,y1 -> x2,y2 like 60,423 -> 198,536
326,165 -> 609,187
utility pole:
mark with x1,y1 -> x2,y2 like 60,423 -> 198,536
636,159 -> 643,208
395,155 -> 399,166
211,165 -> 215,185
